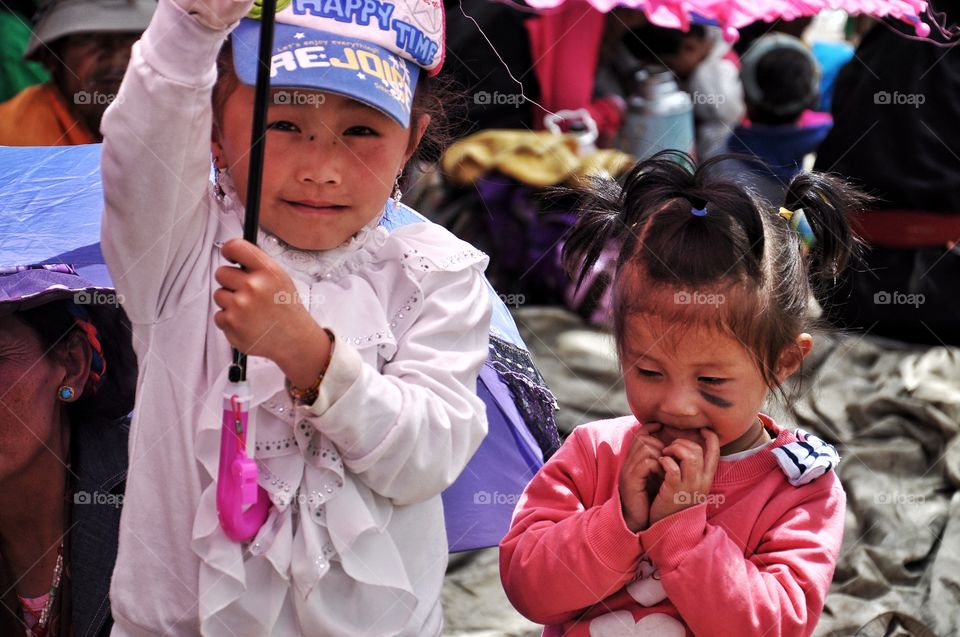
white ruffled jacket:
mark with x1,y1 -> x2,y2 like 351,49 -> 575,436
100,2 -> 491,634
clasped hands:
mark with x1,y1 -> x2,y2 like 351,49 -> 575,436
619,423 -> 720,533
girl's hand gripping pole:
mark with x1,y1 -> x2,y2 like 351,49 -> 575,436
217,374 -> 271,542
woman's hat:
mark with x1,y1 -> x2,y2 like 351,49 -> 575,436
25,0 -> 157,60
0,265 -> 136,421
739,34 -> 820,118
230,0 -> 445,127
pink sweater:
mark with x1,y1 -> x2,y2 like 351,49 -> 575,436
500,415 -> 845,637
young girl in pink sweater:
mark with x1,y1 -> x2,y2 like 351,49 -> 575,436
500,151 -> 863,636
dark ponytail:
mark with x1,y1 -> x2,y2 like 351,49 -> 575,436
782,171 -> 868,289
563,151 -> 770,292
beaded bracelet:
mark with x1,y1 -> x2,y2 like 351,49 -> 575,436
286,328 -> 335,405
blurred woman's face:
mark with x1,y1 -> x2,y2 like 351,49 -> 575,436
0,315 -> 67,485
54,32 -> 139,139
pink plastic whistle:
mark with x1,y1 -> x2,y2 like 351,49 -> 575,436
217,382 -> 270,543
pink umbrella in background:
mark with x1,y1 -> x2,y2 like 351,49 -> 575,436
523,0 -> 934,130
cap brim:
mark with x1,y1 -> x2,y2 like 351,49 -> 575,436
231,20 -> 420,128
25,0 -> 156,60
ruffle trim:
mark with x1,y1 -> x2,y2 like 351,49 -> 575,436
191,359 -> 417,635
258,224 -> 390,282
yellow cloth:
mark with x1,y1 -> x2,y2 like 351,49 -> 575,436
0,83 -> 96,146
442,129 -> 635,187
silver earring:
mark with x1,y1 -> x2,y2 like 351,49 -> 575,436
58,385 -> 76,402
215,166 -> 226,202
391,177 -> 402,203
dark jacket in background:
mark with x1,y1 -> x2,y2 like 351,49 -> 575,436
70,414 -> 128,637
814,18 -> 960,345
443,0 -> 540,134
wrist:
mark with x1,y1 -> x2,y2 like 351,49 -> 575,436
275,321 -> 333,389
622,507 -> 646,533
143,0 -> 226,84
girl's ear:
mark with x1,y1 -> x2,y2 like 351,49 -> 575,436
402,112 -> 431,166
774,333 -> 814,384
211,145 -> 225,170
211,121 -> 226,170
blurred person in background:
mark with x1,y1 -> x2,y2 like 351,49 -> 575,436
0,0 -> 48,102
0,0 -> 155,145
734,15 -> 854,113
622,22 -> 745,158
814,3 -> 960,345
714,34 -> 832,203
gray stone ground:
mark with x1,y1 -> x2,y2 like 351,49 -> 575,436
442,307 -> 625,636
442,549 -> 540,637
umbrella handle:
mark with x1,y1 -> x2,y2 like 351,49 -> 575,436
217,380 -> 270,542
232,0 -> 278,384
243,0 -> 277,246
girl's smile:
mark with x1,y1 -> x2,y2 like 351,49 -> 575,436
282,199 -> 350,216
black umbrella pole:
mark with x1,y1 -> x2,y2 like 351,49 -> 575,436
231,0 -> 279,383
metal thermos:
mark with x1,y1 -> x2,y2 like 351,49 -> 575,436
622,66 -> 694,160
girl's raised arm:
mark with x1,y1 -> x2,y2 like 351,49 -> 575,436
100,0 -> 238,323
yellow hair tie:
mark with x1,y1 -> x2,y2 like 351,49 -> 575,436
779,207 -> 816,253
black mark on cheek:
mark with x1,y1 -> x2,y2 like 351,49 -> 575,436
700,391 -> 733,409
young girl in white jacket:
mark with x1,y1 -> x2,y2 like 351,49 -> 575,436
100,0 -> 491,634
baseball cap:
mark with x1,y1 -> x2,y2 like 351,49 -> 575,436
231,0 -> 445,128
25,0 -> 157,60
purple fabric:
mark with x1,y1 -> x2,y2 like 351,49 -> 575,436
441,364 -> 545,551
487,335 -> 561,459
474,176 -> 575,302
0,267 -> 116,313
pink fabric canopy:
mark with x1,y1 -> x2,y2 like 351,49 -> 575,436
524,0 -> 930,132
526,0 -> 929,37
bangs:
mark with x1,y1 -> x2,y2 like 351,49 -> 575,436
613,267 -> 770,375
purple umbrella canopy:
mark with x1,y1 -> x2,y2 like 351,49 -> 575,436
0,143 -> 560,551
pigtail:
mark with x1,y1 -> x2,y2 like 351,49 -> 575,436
559,151 -> 699,291
558,175 -> 631,292
783,171 -> 868,289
